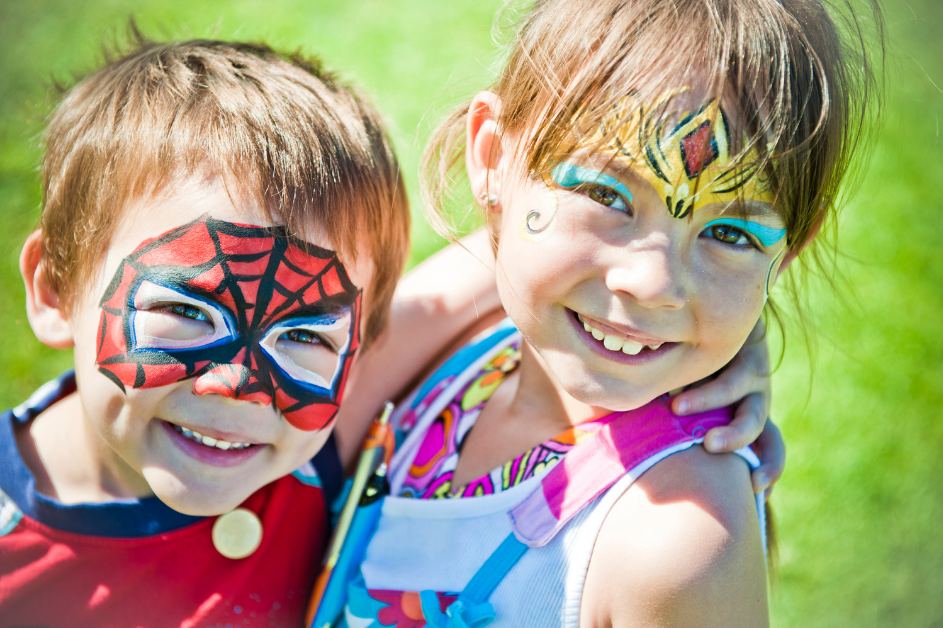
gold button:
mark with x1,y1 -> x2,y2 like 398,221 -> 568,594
212,508 -> 263,559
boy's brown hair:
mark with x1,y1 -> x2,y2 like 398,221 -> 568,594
41,32 -> 410,346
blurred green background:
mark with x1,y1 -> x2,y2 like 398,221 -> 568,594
0,0 -> 940,625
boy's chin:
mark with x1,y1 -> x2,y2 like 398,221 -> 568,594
141,467 -> 258,517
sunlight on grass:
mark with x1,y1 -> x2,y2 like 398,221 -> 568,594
0,0 -> 940,624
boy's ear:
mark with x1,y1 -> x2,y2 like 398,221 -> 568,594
20,230 -> 74,349
466,91 -> 504,212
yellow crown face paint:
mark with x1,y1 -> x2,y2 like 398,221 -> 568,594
579,92 -> 775,218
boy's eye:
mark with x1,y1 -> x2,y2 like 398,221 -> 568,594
129,280 -> 237,351
280,329 -> 323,346
261,312 -> 353,394
161,303 -> 210,322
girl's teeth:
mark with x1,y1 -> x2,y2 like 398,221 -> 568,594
603,335 -> 624,351
578,315 -> 661,355
175,425 -> 249,451
622,340 -> 644,355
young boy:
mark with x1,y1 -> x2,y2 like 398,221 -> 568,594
0,34 -> 783,628
0,37 -> 505,627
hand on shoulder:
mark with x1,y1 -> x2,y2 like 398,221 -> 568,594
581,446 -> 768,628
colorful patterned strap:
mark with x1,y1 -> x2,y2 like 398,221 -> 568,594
509,397 -> 734,547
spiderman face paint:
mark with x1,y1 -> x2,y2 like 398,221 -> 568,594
95,217 -> 361,431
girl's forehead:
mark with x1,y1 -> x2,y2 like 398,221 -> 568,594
562,89 -> 774,220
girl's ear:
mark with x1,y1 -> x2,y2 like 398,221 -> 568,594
20,230 -> 74,349
466,91 -> 505,212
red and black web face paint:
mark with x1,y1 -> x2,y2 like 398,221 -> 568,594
95,217 -> 362,431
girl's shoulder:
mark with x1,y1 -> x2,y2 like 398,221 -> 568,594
581,445 -> 769,628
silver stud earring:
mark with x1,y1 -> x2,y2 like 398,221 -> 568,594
478,191 -> 499,208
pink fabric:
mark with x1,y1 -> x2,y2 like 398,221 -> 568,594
509,397 -> 733,546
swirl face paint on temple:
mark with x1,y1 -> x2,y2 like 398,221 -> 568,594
95,217 -> 362,432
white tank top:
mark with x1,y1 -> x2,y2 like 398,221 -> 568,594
343,323 -> 765,628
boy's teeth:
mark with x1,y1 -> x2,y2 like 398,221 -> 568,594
649,343 -> 663,351
591,328 -> 605,341
174,425 -> 249,451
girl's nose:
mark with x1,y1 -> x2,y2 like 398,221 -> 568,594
604,246 -> 688,310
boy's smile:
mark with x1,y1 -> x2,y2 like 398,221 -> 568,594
53,178 -> 372,515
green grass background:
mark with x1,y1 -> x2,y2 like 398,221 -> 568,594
0,0 -> 940,625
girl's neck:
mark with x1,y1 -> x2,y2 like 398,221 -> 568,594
447,341 -> 612,490
509,341 -> 612,431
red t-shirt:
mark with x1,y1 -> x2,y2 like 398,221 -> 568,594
0,372 -> 342,628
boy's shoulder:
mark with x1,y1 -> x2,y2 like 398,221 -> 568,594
0,373 -> 340,626
581,445 -> 768,628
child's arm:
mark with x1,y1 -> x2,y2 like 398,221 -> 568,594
333,230 -> 501,468
670,318 -> 784,498
581,446 -> 769,628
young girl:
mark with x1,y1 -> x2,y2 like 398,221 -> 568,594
335,0 -> 881,625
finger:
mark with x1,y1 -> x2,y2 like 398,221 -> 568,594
702,392 -> 766,453
750,421 -> 785,497
672,355 -> 767,416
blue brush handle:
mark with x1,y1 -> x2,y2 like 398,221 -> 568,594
310,498 -> 385,627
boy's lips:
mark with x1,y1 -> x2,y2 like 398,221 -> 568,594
569,309 -> 677,363
160,420 -> 265,467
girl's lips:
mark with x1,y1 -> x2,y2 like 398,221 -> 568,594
569,309 -> 677,364
160,420 -> 265,467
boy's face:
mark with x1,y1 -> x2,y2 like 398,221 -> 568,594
68,178 -> 372,516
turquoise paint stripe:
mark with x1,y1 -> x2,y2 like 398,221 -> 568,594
551,163 -> 633,203
704,218 -> 786,247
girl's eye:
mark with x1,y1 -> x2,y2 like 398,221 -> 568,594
280,329 -> 323,345
585,185 -> 629,211
706,224 -> 753,247
550,162 -> 633,215
160,303 -> 210,322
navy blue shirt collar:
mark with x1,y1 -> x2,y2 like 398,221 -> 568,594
0,371 -> 204,538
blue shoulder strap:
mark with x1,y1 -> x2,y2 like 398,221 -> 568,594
419,532 -> 528,628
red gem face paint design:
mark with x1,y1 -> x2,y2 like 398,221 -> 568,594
95,218 -> 361,431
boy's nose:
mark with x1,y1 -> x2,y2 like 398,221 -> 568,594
193,362 -> 273,405
605,245 -> 688,310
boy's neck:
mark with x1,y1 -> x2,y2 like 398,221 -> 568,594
14,391 -> 154,504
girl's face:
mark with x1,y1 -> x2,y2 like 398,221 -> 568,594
487,98 -> 790,411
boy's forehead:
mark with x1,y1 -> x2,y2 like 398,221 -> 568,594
105,180 -> 371,286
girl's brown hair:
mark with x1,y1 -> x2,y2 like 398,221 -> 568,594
41,31 -> 410,346
423,0 -> 884,303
